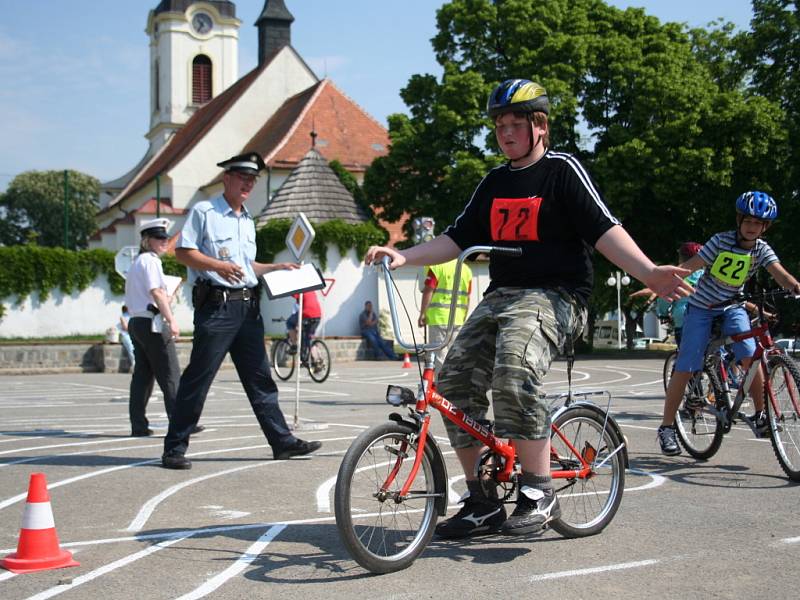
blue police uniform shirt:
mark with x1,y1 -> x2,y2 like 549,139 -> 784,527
177,195 -> 259,288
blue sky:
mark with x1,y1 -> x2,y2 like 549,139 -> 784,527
0,1 -> 754,191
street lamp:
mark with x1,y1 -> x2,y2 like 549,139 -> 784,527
606,271 -> 631,349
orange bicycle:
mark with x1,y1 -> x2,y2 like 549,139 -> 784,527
334,246 -> 628,573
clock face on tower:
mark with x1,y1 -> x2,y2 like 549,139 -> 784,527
191,12 -> 213,35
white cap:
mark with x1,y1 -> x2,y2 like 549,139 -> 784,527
138,218 -> 173,238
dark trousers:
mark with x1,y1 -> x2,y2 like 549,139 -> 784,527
128,317 -> 180,433
163,299 -> 295,456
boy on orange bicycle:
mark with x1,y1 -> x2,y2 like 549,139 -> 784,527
657,192 -> 800,455
366,78 -> 689,539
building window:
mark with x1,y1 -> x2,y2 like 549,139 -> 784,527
192,55 -> 212,104
154,60 -> 160,111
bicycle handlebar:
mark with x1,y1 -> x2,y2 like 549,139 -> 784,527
380,245 -> 522,353
709,289 -> 800,311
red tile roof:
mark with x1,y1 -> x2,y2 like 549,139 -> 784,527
253,79 -> 389,172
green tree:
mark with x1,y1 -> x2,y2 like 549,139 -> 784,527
365,0 -> 791,323
0,170 -> 100,249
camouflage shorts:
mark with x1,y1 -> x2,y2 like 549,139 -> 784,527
437,287 -> 586,448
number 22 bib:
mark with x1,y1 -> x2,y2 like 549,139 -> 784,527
490,197 -> 543,241
709,250 -> 752,287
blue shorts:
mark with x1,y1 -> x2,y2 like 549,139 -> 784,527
675,305 -> 755,372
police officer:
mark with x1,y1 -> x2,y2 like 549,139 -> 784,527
125,218 -> 181,436
161,152 -> 322,469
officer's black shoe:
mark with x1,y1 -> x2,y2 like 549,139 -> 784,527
191,425 -> 205,434
161,451 -> 192,470
131,429 -> 154,437
273,439 -> 322,460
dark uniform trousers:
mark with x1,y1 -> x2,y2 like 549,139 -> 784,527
128,317 -> 180,433
164,296 -> 295,456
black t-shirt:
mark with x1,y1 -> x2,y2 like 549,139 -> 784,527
444,150 -> 618,304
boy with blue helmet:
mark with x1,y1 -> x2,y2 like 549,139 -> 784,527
657,191 -> 800,455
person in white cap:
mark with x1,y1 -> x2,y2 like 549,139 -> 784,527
124,218 -> 191,437
161,152 -> 322,469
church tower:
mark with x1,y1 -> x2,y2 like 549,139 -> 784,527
145,1 -> 241,151
255,0 -> 294,66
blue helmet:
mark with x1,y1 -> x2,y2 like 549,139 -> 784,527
735,191 -> 778,221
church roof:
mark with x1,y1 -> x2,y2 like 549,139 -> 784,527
256,147 -> 371,225
251,79 -> 388,173
154,1 -> 236,18
255,0 -> 293,23
99,51 -> 276,216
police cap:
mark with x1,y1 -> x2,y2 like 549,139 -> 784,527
139,217 -> 173,239
217,152 -> 266,176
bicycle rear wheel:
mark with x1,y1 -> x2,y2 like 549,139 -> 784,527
549,407 -> 625,538
662,350 -> 677,392
307,339 -> 331,383
334,422 -> 441,574
674,366 -> 724,459
766,354 -> 800,482
270,339 -> 295,381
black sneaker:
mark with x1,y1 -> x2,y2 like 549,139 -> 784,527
131,428 -> 154,437
435,491 -> 506,539
273,439 -> 322,460
501,486 -> 560,535
191,425 -> 205,434
161,451 -> 192,470
657,425 -> 681,456
751,411 -> 769,437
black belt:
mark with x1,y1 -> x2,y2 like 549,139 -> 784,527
209,286 -> 257,303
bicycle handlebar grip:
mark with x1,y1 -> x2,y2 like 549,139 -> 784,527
489,246 -> 523,257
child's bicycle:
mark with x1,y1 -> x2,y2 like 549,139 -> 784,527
334,246 -> 628,574
672,290 -> 800,479
270,317 -> 331,383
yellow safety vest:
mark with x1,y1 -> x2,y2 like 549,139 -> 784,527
426,260 -> 472,326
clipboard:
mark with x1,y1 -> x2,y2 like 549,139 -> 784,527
262,263 -> 326,300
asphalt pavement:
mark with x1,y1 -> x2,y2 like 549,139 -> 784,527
1,357 -> 798,599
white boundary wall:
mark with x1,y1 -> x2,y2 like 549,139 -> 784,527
0,246 -> 490,340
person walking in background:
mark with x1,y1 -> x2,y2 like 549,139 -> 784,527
418,259 -> 472,377
118,305 -> 135,370
359,300 -> 399,360
124,218 -> 185,437
161,152 -> 322,470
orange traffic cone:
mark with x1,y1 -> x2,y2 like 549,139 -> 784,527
2,473 -> 79,574
401,353 -> 412,369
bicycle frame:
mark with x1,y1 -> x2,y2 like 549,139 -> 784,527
378,244 -> 627,500
706,311 -> 791,429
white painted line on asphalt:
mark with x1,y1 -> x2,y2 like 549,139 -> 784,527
0,436 -> 144,457
128,444 -> 351,531
529,558 -> 660,581
175,525 -> 286,600
630,378 -> 663,388
25,534 -> 189,600
781,536 -> 800,544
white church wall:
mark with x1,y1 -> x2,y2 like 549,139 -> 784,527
168,47 -> 317,211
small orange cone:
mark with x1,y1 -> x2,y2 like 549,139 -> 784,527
401,353 -> 412,369
2,473 -> 79,574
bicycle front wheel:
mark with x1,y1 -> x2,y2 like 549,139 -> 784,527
334,422 -> 441,574
662,350 -> 677,392
766,354 -> 800,481
674,366 -> 724,459
549,407 -> 625,538
270,339 -> 295,381
307,339 -> 331,383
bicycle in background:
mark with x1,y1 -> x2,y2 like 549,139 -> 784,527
333,246 -> 628,574
270,317 -> 331,383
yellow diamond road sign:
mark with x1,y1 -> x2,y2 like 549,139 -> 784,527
286,213 -> 315,261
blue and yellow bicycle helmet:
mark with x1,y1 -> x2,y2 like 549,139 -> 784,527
487,79 -> 549,117
735,191 -> 778,221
